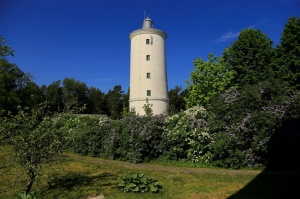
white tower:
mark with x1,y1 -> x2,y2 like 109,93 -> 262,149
129,17 -> 169,115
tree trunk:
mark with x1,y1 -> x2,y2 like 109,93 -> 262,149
25,168 -> 35,194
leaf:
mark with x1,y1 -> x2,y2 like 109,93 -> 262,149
132,186 -> 139,192
131,173 -> 138,179
150,184 -> 158,192
141,176 -> 148,184
117,181 -> 125,187
129,183 -> 136,188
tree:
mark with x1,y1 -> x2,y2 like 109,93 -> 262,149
0,105 -> 71,194
0,36 -> 14,57
223,29 -> 275,87
20,81 -> 45,109
62,78 -> 88,113
185,53 -> 235,108
121,87 -> 130,117
0,60 -> 32,115
0,36 -> 35,115
44,80 -> 63,113
167,86 -> 187,115
106,85 -> 124,119
276,16 -> 300,89
87,86 -> 107,114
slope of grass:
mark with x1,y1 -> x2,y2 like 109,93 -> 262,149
2,146 -> 297,199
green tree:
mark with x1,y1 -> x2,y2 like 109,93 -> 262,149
20,81 -> 44,109
223,29 -> 275,87
121,87 -> 130,117
167,86 -> 187,115
0,36 -> 14,57
87,86 -> 107,114
62,78 -> 88,113
276,16 -> 300,89
44,80 -> 63,113
185,54 -> 235,108
0,105 -> 71,194
0,60 -> 32,115
106,85 -> 124,119
0,36 -> 36,114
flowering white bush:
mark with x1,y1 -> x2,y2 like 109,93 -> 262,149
164,106 -> 213,163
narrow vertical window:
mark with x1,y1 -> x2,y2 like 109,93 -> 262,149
146,55 -> 150,61
147,90 -> 151,96
146,73 -> 150,78
146,39 -> 150,44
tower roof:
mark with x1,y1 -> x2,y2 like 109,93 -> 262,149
129,17 -> 167,40
142,17 -> 153,29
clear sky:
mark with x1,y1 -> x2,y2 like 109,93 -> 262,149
1,0 -> 299,93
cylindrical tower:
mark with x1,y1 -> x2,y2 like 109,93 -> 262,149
129,17 -> 169,115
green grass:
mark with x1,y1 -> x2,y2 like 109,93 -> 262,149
1,146 -> 299,199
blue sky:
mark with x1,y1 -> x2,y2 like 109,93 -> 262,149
1,0 -> 299,93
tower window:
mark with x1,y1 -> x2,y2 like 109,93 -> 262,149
146,73 -> 150,78
146,39 -> 150,44
147,90 -> 151,96
146,55 -> 150,61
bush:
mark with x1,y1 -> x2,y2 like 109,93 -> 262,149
65,114 -> 168,163
207,79 -> 297,168
117,173 -> 162,193
100,114 -> 168,163
164,106 -> 213,163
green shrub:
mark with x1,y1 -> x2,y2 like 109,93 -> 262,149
207,79 -> 297,168
64,114 -> 168,163
117,173 -> 162,193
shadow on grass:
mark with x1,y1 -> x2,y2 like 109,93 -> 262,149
39,171 -> 117,198
47,171 -> 116,190
228,117 -> 300,199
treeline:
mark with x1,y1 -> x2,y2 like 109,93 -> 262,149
0,51 -> 128,119
0,36 -> 187,118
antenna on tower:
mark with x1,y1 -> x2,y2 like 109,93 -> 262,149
144,11 -> 146,19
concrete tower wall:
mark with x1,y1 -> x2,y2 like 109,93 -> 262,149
129,18 -> 169,115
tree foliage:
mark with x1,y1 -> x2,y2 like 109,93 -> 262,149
0,38 -> 32,115
43,80 -> 63,113
0,36 -> 14,57
62,78 -> 88,113
276,16 -> 300,89
167,86 -> 187,115
185,53 -> 235,108
223,29 -> 275,87
87,86 -> 107,114
1,36 -> 44,115
106,85 -> 125,119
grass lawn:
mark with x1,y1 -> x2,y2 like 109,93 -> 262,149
1,146 -> 299,199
